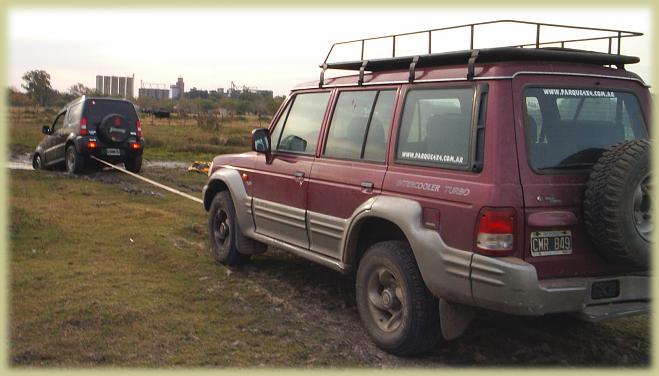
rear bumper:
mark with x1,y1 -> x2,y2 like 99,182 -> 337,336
75,136 -> 143,159
469,254 -> 650,319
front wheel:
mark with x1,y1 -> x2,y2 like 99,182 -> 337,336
32,153 -> 42,170
356,241 -> 440,356
208,191 -> 250,266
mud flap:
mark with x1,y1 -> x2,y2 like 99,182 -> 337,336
439,299 -> 475,341
235,219 -> 267,255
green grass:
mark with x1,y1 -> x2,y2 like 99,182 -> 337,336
8,106 -> 260,162
9,170 -> 651,367
9,170 -> 360,367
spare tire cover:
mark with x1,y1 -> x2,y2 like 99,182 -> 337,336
583,139 -> 651,269
99,113 -> 129,143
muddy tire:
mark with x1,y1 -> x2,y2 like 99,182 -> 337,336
65,145 -> 84,174
124,155 -> 142,173
32,153 -> 42,170
584,139 -> 651,269
356,240 -> 439,356
208,191 -> 250,266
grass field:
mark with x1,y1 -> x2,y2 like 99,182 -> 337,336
8,106 -> 259,162
9,169 -> 361,367
8,169 -> 651,367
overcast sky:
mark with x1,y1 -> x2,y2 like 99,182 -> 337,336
8,7 -> 652,97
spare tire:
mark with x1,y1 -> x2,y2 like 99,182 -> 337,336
99,113 -> 129,143
583,139 -> 651,269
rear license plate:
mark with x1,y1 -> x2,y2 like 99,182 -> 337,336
530,230 -> 572,256
106,148 -> 120,156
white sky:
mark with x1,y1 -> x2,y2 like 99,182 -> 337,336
8,7 -> 652,97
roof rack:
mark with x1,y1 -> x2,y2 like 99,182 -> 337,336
318,20 -> 643,87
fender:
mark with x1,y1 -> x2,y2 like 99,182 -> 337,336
204,167 -> 265,254
68,133 -> 85,154
343,195 -> 475,307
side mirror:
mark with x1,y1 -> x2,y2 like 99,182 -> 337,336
42,125 -> 52,135
251,128 -> 271,154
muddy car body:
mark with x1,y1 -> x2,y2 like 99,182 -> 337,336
33,96 -> 144,173
203,21 -> 651,355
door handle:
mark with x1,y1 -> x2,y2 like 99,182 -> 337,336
293,171 -> 305,178
361,181 -> 374,190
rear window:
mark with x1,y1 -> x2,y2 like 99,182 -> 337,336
84,99 -> 138,126
396,87 -> 475,169
524,87 -> 647,171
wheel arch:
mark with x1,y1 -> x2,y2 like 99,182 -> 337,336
203,178 -> 229,211
343,195 -> 475,308
344,215 -> 409,270
203,167 -> 255,240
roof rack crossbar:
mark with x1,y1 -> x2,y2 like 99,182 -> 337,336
322,19 -> 642,67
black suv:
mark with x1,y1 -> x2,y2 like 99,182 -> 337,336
33,96 -> 144,174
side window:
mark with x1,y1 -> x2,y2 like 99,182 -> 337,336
396,87 -> 475,168
324,90 -> 395,162
52,113 -> 66,132
324,91 -> 376,160
66,103 -> 83,128
276,92 -> 330,154
363,91 -> 395,162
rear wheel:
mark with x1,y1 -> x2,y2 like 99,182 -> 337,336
124,155 -> 142,173
65,145 -> 84,174
356,241 -> 439,356
208,191 -> 250,266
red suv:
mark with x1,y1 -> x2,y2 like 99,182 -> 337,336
203,21 -> 651,356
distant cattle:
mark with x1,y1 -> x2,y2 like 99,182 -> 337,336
153,110 -> 170,119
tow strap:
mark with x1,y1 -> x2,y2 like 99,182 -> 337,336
91,156 -> 203,204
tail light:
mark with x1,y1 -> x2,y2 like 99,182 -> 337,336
80,117 -> 88,135
475,208 -> 515,256
87,141 -> 97,149
131,143 -> 141,150
136,119 -> 142,138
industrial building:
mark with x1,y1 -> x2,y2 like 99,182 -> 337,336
138,88 -> 170,100
95,74 -> 134,98
170,76 -> 185,100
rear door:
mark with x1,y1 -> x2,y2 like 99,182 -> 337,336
307,88 -> 397,259
251,91 -> 331,249
513,75 -> 650,279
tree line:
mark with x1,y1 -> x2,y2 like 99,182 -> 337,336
9,69 -> 286,116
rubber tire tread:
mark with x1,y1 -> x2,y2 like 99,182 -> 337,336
66,145 -> 85,174
208,191 -> 251,267
356,240 -> 440,356
32,154 -> 42,170
124,155 -> 143,173
583,139 -> 651,268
